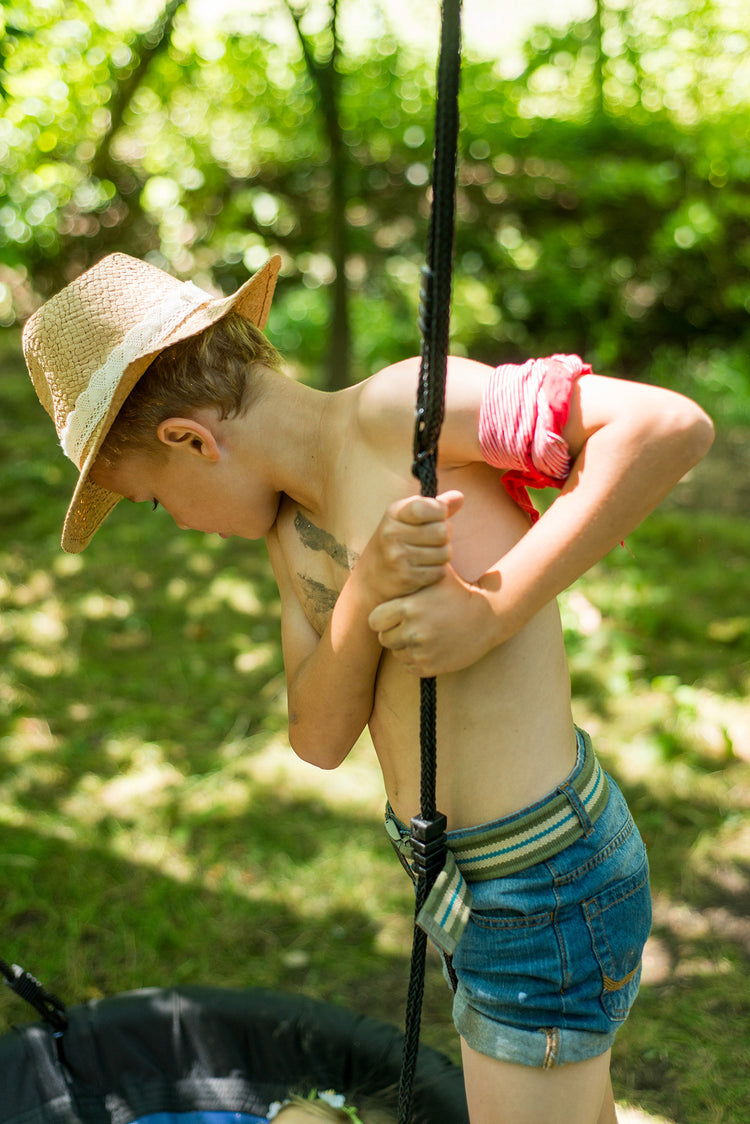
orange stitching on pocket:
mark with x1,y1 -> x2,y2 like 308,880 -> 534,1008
603,961 -> 641,992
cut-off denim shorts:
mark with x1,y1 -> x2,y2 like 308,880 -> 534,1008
386,730 -> 652,1068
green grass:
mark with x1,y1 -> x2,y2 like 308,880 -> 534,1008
1,328 -> 748,1122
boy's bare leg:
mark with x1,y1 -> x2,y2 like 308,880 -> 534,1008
598,1075 -> 618,1123
461,1039 -> 617,1124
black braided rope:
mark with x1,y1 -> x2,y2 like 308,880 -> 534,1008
413,0 -> 462,499
397,4 -> 462,1122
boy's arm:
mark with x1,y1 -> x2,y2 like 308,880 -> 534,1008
270,544 -> 382,770
267,492 -> 462,768
369,374 -> 714,677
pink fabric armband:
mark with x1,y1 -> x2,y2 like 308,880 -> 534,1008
478,354 -> 592,522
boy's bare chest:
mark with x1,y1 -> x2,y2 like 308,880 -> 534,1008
274,450 -> 528,638
275,452 -> 414,636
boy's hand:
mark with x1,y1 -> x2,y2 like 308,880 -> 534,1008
359,490 -> 464,605
368,566 -> 497,678
367,488 -> 500,677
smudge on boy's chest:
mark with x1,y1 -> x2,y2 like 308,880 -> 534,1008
293,510 -> 360,633
293,511 -> 359,570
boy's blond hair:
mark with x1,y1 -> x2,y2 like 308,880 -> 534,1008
274,1093 -> 396,1123
98,310 -> 282,466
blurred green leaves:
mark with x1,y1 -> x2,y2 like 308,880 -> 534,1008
1,0 -> 749,404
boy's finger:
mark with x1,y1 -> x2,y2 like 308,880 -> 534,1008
368,600 -> 402,633
392,490 -> 464,525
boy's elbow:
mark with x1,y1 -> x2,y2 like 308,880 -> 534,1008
646,392 -> 714,473
695,408 -> 715,457
288,721 -> 351,770
674,400 -> 715,467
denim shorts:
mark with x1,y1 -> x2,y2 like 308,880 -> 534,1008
389,731 -> 652,1068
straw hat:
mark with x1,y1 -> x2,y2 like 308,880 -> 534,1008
23,251 -> 281,553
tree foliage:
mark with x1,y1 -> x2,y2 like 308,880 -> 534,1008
1,0 -> 748,404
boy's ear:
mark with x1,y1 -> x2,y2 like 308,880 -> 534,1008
156,418 -> 221,461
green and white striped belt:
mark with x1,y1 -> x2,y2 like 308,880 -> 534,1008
385,728 -> 610,956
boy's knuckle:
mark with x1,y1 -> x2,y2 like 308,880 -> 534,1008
383,539 -> 402,565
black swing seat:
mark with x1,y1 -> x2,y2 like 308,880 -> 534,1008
0,986 -> 469,1124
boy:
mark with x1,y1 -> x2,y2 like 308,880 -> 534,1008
23,252 -> 713,1124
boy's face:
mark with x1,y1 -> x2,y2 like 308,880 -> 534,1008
91,438 -> 279,542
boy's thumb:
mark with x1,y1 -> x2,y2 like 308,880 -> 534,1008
437,489 -> 464,517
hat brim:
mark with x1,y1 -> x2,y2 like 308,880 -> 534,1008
61,254 -> 281,553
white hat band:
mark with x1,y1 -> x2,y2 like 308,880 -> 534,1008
60,280 -> 210,468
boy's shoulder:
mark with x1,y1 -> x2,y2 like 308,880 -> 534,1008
352,358 -> 420,458
355,355 -> 494,458
357,356 -> 421,414
360,354 -> 493,403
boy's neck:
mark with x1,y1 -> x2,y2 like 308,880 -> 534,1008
241,372 -> 347,517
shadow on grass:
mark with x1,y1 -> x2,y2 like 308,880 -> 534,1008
562,510 -> 749,710
0,810 -> 426,1043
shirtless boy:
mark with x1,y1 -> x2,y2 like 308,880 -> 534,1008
23,252 -> 714,1124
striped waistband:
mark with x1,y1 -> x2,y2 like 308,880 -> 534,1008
448,728 -> 609,881
384,729 -> 610,956
386,728 -> 609,883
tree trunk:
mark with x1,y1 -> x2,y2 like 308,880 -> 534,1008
287,0 -> 352,389
31,0 -> 188,295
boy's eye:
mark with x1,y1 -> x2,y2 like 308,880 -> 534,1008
151,499 -> 159,511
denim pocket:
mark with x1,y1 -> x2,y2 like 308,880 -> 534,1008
583,858 -> 652,1022
466,866 -> 557,932
469,906 -> 553,932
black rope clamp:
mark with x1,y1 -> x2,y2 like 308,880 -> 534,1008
0,959 -> 68,1033
410,812 -> 448,882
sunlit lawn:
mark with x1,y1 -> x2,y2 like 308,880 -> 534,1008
1,329 -> 748,1123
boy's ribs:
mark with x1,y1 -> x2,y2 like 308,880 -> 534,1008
294,510 -> 358,571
